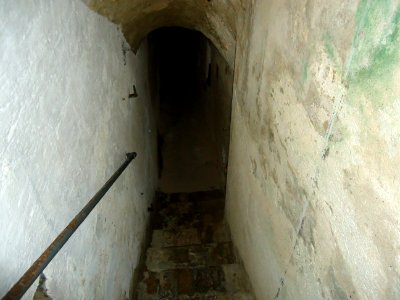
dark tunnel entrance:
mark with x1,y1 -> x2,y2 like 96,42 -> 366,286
148,27 -> 234,193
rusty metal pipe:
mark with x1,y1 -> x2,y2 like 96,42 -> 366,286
2,152 -> 137,300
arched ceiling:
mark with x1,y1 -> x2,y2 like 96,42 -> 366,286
83,0 -> 240,66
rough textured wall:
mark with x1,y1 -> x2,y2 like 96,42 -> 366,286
0,0 -> 157,299
226,0 -> 400,299
82,0 -> 238,67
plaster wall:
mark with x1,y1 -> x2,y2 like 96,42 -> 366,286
226,0 -> 400,299
0,1 -> 157,299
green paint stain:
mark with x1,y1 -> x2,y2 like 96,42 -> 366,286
358,103 -> 364,115
347,0 -> 400,110
303,59 -> 308,81
324,33 -> 337,64
328,267 -> 349,300
322,33 -> 346,80
347,0 -> 392,75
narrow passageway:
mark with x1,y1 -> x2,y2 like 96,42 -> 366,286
150,28 -> 228,193
134,28 -> 253,299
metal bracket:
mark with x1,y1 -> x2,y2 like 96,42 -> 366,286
129,85 -> 138,98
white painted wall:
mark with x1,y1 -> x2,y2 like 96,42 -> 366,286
0,0 -> 157,298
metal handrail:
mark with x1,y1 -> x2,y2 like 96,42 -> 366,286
2,152 -> 137,300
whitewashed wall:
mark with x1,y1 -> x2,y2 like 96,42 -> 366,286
0,0 -> 157,298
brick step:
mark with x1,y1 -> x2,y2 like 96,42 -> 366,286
146,243 -> 236,272
138,291 -> 255,300
151,191 -> 226,231
153,210 -> 226,231
157,190 -> 225,206
151,223 -> 231,248
158,197 -> 224,214
176,292 -> 255,300
137,264 -> 254,300
155,199 -> 225,220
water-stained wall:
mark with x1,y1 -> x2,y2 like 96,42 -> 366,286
226,0 -> 400,299
0,0 -> 157,298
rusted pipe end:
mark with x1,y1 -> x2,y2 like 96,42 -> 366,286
126,152 -> 137,161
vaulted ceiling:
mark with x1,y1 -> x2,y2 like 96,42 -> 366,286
83,0 -> 243,66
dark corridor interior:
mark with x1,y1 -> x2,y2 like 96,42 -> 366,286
128,27 -> 256,299
149,27 -> 233,193
136,30 -> 252,300
155,27 -> 202,107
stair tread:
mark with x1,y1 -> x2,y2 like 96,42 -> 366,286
151,224 -> 231,248
178,292 -> 255,300
152,228 -> 202,247
146,242 -> 235,272
152,192 -> 225,230
138,291 -> 256,300
138,266 -> 253,299
153,212 -> 225,231
137,264 -> 251,296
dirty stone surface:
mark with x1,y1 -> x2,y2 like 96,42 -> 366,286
135,191 -> 255,299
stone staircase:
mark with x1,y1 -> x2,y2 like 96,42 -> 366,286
135,191 -> 255,300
